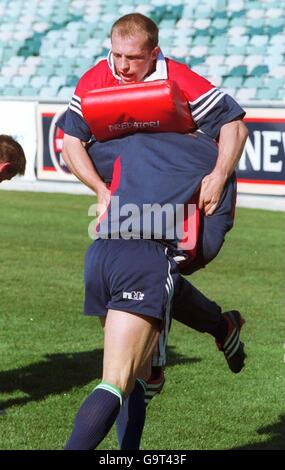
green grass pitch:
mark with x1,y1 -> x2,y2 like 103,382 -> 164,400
0,190 -> 284,450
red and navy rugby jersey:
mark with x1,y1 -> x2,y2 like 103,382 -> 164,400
57,51 -> 245,141
88,131 -> 222,259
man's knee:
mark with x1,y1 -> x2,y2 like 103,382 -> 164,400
202,232 -> 225,265
103,354 -> 154,398
178,233 -> 225,275
102,371 -> 136,398
137,358 -> 152,382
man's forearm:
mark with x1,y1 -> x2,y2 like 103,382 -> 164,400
213,120 -> 248,182
198,119 -> 248,215
62,135 -> 107,194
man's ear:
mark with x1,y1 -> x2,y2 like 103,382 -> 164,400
0,161 -> 11,172
151,46 -> 161,60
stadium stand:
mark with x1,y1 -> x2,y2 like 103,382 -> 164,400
0,0 -> 284,103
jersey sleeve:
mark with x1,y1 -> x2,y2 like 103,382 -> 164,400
169,62 -> 245,140
56,67 -> 100,141
189,89 -> 245,139
56,92 -> 92,142
56,60 -> 114,141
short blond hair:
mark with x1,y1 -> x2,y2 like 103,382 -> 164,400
111,13 -> 159,50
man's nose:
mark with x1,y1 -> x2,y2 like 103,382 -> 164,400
120,57 -> 129,71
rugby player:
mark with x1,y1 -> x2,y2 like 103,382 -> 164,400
58,13 -> 248,450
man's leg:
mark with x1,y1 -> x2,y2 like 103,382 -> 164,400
65,309 -> 160,450
180,173 -> 237,276
150,274 -> 245,376
171,275 -> 224,335
173,175 -> 245,371
116,378 -> 147,450
150,174 -> 245,374
172,277 -> 245,371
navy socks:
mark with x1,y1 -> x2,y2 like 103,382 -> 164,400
116,379 -> 146,450
212,316 -> 229,343
65,382 -> 124,450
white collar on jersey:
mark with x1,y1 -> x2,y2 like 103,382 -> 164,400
107,49 -> 168,82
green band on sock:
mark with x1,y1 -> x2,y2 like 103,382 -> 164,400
94,381 -> 125,406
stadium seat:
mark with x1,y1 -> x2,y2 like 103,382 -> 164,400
228,26 -> 247,37
211,18 -> 228,35
192,35 -> 211,47
38,85 -> 60,98
20,85 -> 38,96
205,55 -> 224,66
266,54 -> 284,69
269,34 -> 285,46
193,18 -> 211,32
189,57 -> 206,66
235,87 -> 257,102
208,44 -> 227,55
30,75 -> 49,88
269,65 -> 285,77
208,65 -> 228,76
244,55 -> 264,70
26,56 -> 42,66
266,8 -> 284,18
1,64 -> 19,77
256,87 -> 280,101
228,34 -> 249,47
247,10 -> 264,21
229,16 -> 246,27
57,86 -> 74,99
193,64 -> 209,76
277,89 -> 285,101
188,46 -> 208,58
225,55 -> 245,68
176,17 -> 193,30
264,77 -> 285,90
251,65 -> 269,77
7,56 -> 25,67
246,44 -> 267,55
211,36 -> 228,48
49,75 -> 67,87
2,85 -> 20,96
0,76 -> 11,88
207,75 -> 222,87
229,65 -> 247,77
227,45 -> 247,55
222,87 -> 237,99
243,77 -> 263,89
223,76 -> 244,88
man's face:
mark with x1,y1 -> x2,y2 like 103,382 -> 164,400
111,31 -> 159,83
0,162 -> 16,183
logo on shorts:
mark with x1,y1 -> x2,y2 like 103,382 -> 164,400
123,291 -> 145,301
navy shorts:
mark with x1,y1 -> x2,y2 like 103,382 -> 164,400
84,238 -> 179,321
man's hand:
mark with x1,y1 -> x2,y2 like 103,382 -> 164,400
198,119 -> 248,216
97,185 -> 111,220
198,170 -> 227,216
